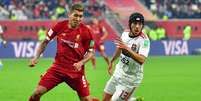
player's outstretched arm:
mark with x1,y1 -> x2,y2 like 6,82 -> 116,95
29,39 -> 49,67
100,27 -> 108,41
114,39 -> 146,65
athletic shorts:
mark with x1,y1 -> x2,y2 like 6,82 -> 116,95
39,68 -> 90,97
104,76 -> 138,100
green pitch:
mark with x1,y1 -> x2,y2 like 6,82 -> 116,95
0,56 -> 201,101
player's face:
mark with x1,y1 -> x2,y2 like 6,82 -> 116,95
130,22 -> 143,36
68,10 -> 84,28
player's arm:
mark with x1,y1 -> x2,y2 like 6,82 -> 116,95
108,47 -> 121,75
110,47 -> 121,64
0,26 -> 7,47
73,40 -> 95,71
29,39 -> 49,67
123,48 -> 146,65
29,27 -> 57,67
100,27 -> 108,41
115,39 -> 146,65
0,33 -> 7,46
81,49 -> 94,65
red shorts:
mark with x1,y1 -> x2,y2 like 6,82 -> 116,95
38,68 -> 90,97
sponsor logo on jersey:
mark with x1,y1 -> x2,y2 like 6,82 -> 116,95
61,38 -> 79,48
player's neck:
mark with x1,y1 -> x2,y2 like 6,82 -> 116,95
129,32 -> 139,38
68,22 -> 79,29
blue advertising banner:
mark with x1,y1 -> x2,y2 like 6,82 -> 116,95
0,41 -> 57,58
150,39 -> 201,55
0,39 -> 201,58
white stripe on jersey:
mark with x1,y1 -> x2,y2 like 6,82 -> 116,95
48,29 -> 53,36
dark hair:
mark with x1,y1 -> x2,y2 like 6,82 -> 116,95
70,3 -> 84,12
129,12 -> 144,29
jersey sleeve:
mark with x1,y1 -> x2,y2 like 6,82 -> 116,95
83,28 -> 94,52
46,22 -> 62,41
138,39 -> 150,57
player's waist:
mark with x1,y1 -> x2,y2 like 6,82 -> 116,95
50,63 -> 84,78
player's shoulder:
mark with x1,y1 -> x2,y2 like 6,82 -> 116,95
80,22 -> 90,30
53,20 -> 68,29
139,32 -> 149,40
79,23 -> 93,39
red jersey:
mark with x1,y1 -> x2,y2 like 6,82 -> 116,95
90,22 -> 104,44
46,20 -> 93,78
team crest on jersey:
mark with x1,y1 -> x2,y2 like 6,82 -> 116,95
75,34 -> 81,42
131,44 -> 137,51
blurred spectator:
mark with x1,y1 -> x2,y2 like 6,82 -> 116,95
142,25 -> 151,36
89,17 -> 109,69
156,25 -> 166,40
183,25 -> 192,40
37,27 -> 46,42
0,0 -> 107,20
141,0 -> 201,19
148,28 -> 158,41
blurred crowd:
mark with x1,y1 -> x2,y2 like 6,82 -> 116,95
141,0 -> 201,19
0,0 -> 106,20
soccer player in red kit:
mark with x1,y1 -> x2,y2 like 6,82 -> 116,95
28,3 -> 98,101
89,17 -> 109,69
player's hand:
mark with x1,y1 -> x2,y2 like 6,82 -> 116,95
73,61 -> 84,71
108,61 -> 113,76
114,38 -> 128,50
29,57 -> 38,67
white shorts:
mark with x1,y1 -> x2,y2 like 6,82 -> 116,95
104,76 -> 141,101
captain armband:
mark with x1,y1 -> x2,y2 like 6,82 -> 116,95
90,40 -> 94,47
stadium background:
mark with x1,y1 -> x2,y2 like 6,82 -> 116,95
0,0 -> 201,101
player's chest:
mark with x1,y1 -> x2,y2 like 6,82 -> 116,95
124,38 -> 140,52
57,29 -> 82,42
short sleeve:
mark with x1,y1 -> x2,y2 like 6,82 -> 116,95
138,39 -> 150,57
46,22 -> 63,41
83,28 -> 94,51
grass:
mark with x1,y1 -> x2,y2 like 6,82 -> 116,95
0,56 -> 201,101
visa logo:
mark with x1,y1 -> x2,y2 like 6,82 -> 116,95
162,40 -> 189,55
11,42 -> 41,58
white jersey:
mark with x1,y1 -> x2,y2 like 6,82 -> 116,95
113,31 -> 150,86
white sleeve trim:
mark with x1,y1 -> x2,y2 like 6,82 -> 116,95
48,29 -> 53,36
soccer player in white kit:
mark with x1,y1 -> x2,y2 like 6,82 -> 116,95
0,25 -> 7,68
102,12 -> 150,101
